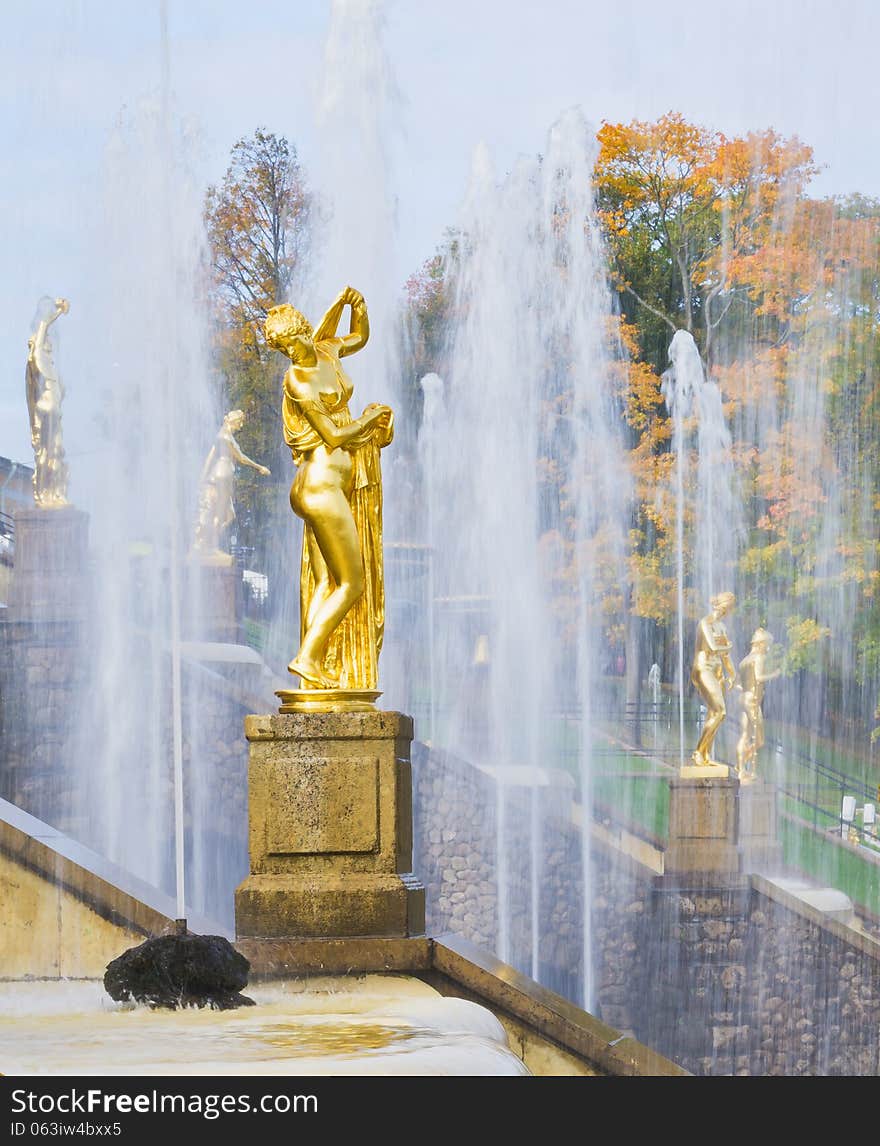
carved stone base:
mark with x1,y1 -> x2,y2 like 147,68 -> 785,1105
235,873 -> 425,939
7,506 -> 89,621
665,775 -> 741,876
665,774 -> 784,877
184,558 -> 239,642
737,778 -> 784,873
234,710 -> 426,940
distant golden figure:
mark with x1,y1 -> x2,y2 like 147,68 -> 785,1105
193,409 -> 270,562
690,591 -> 737,767
265,287 -> 393,690
25,297 -> 70,508
736,628 -> 780,782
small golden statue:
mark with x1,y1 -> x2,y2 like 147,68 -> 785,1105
735,628 -> 780,783
192,409 -> 270,564
265,286 -> 393,706
690,591 -> 737,770
25,297 -> 70,508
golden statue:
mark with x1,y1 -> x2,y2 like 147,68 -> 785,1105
25,297 -> 70,508
690,591 -> 736,769
192,409 -> 270,564
265,286 -> 393,702
735,628 -> 780,783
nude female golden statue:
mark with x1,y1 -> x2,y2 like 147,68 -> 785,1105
690,591 -> 737,768
265,287 -> 393,693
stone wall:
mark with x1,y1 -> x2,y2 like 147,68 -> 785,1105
0,619 -> 87,833
591,846 -> 880,1075
414,745 -> 880,1075
0,632 -> 250,930
412,742 -> 586,999
412,743 -> 498,951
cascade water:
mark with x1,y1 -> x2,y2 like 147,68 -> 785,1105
426,109 -> 628,1004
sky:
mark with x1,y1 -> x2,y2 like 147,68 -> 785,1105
2,0 -> 879,476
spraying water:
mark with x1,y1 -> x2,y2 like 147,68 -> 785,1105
427,109 -> 628,1004
311,0 -> 400,411
662,329 -> 740,765
72,47 -> 219,912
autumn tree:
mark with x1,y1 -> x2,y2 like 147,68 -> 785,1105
204,129 -> 311,564
598,113 -> 880,737
596,113 -> 816,369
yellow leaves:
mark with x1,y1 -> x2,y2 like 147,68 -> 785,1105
783,616 -> 831,674
740,539 -> 790,576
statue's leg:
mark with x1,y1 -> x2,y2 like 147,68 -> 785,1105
736,706 -> 750,776
304,526 -> 333,633
218,475 -> 235,534
290,491 -> 364,687
693,670 -> 726,763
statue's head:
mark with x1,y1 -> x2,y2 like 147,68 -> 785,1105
265,305 -> 315,362
750,628 -> 773,650
224,409 -> 246,432
710,590 -> 735,616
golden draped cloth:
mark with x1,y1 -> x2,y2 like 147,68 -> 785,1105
282,344 -> 393,690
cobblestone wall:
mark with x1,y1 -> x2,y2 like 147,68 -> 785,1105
592,848 -> 880,1075
412,746 -> 880,1075
412,741 -> 586,999
0,619 -> 87,831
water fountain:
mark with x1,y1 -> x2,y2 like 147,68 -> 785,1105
2,0 -> 879,1084
418,109 -> 629,1005
662,328 -> 742,767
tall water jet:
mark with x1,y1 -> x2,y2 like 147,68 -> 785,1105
418,372 -> 445,747
268,0 -> 414,712
426,110 -> 628,1004
312,0 -> 400,412
662,329 -> 740,765
72,87 -> 220,913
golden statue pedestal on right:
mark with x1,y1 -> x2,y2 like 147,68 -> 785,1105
668,597 -> 783,876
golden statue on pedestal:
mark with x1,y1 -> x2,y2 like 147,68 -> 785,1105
265,286 -> 393,709
689,591 -> 736,771
25,297 -> 70,508
192,409 -> 270,564
736,628 -> 780,783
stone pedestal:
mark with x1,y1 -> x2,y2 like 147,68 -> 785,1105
234,710 -> 425,939
737,779 -> 783,873
0,506 -> 90,828
665,774 -> 783,878
665,775 -> 741,876
7,506 -> 89,621
184,558 -> 239,642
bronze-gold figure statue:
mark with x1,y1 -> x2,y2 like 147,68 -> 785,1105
25,297 -> 70,508
193,409 -> 270,563
735,628 -> 780,783
690,591 -> 736,768
265,286 -> 393,692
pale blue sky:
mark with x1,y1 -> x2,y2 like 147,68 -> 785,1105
2,0 -> 878,476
